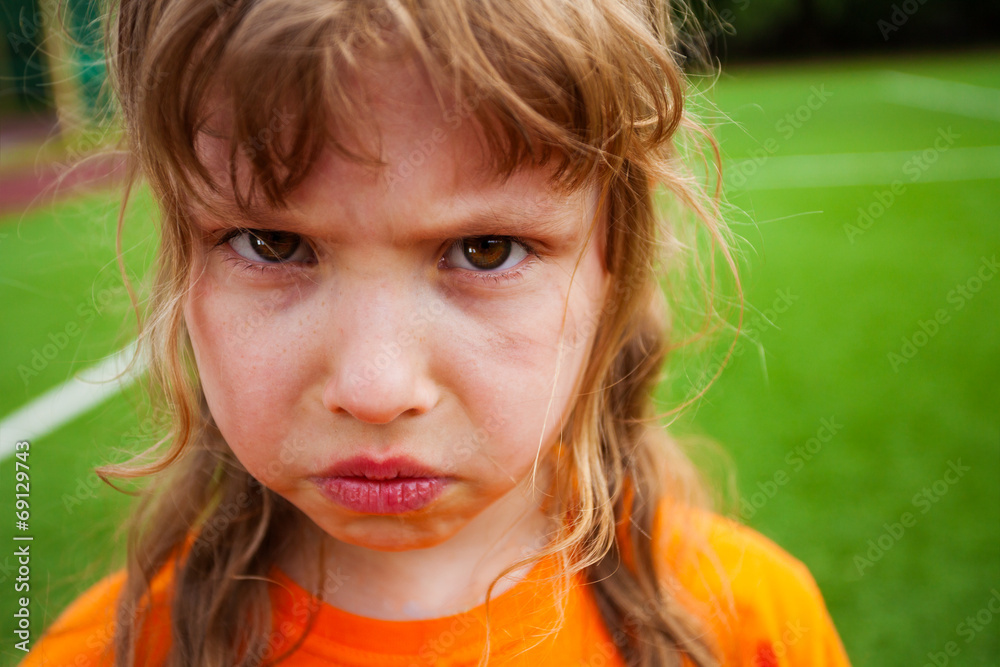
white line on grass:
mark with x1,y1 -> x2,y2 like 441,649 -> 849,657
0,342 -> 144,460
728,145 -> 1000,191
881,70 -> 1000,123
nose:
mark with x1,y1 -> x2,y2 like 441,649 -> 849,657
321,283 -> 440,424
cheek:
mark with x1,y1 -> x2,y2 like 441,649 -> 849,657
437,280 -> 602,477
564,243 -> 609,359
184,278 -> 311,479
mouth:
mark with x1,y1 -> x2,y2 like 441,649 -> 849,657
312,455 -> 450,515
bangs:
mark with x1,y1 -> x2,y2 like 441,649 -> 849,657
115,0 -> 684,214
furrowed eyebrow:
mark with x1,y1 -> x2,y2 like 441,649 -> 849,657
196,196 -> 581,245
419,204 -> 572,242
191,202 -> 295,230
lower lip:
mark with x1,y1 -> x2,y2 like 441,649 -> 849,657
314,477 -> 449,514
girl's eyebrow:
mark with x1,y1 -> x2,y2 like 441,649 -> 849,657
203,203 -> 295,229
195,188 -> 590,250
204,197 -> 579,243
418,203 -> 576,242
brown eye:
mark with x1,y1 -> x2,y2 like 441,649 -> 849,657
229,229 -> 311,263
446,236 -> 528,271
463,237 -> 509,269
248,230 -> 301,261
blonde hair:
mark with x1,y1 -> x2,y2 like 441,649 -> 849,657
96,0 -> 742,665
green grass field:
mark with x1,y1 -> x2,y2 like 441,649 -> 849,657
1,51 -> 998,666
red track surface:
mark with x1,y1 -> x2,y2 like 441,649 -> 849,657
0,115 -> 125,217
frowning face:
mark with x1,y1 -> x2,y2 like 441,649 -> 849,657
183,56 -> 609,555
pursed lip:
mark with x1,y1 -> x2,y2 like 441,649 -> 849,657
316,455 -> 445,480
312,455 -> 451,515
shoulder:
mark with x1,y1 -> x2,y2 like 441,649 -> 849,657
20,571 -> 125,666
22,564 -> 175,667
656,510 -> 852,667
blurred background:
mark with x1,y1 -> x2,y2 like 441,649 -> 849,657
1,0 -> 998,665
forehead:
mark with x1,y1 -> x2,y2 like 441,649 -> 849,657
193,55 -> 592,237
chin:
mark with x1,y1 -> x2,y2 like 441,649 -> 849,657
320,517 -> 457,553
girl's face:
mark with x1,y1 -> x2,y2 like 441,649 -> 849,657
183,57 -> 610,553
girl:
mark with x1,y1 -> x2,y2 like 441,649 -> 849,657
25,0 -> 852,665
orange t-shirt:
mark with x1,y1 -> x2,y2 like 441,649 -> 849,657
20,512 -> 851,666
